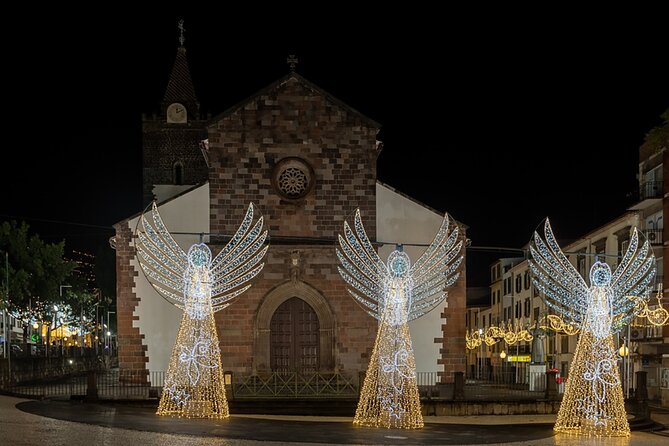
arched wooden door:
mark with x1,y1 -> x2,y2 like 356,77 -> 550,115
270,297 -> 320,373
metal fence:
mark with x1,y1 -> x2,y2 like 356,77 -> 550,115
1,366 -> 563,402
0,368 -> 164,400
463,367 -> 563,400
231,372 -> 358,398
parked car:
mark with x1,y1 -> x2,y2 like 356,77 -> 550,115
10,344 -> 23,356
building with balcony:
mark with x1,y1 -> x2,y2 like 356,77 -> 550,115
466,211 -> 669,403
629,139 -> 668,406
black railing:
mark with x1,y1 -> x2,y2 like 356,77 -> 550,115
642,229 -> 663,245
639,181 -> 663,200
1,366 -> 569,402
231,372 -> 358,398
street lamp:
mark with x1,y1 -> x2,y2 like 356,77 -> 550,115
478,328 -> 484,380
500,350 -> 507,383
106,310 -> 115,356
619,339 -> 630,398
58,285 -> 71,356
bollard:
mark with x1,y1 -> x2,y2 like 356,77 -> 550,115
453,371 -> 465,400
545,370 -> 558,400
633,370 -> 650,421
86,370 -> 98,402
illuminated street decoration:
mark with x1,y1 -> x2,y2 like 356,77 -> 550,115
542,314 -> 580,336
136,202 -> 268,418
337,209 -> 463,429
630,284 -> 669,327
529,219 -> 655,437
465,313 -> 580,351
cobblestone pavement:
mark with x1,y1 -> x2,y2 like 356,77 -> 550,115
1,395 -> 667,446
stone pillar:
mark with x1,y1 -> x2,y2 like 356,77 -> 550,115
113,222 -> 148,382
437,226 -> 467,384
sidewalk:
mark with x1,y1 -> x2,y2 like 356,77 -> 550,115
1,395 -> 667,446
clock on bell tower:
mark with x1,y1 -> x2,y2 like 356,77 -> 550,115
141,24 -> 209,207
167,102 -> 187,123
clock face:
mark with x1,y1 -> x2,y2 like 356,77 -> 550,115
167,103 -> 187,123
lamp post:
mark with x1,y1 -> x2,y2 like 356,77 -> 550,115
500,350 -> 507,384
3,251 -> 9,379
106,311 -> 115,356
619,331 -> 631,398
59,285 -> 71,357
478,328 -> 484,380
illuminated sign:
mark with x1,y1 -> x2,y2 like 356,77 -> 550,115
507,355 -> 531,363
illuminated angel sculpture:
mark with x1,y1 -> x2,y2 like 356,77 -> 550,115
337,209 -> 463,429
136,202 -> 268,418
529,219 -> 655,437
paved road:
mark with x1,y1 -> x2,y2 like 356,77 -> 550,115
1,395 -> 667,446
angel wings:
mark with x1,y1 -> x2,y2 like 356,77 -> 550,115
529,218 -> 655,331
135,202 -> 268,317
337,209 -> 463,321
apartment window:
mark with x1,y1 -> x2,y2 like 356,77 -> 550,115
533,307 -> 540,322
173,161 -> 184,185
515,275 -> 522,293
524,298 -> 531,318
561,335 -> 570,353
524,271 -> 531,290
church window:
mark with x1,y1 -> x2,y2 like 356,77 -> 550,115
173,162 -> 184,185
271,157 -> 314,200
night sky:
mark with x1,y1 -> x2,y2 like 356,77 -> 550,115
4,10 -> 668,286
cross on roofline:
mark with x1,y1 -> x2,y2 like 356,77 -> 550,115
287,55 -> 298,72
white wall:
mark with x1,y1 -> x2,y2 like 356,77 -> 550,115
126,184 -> 210,379
376,183 -> 452,379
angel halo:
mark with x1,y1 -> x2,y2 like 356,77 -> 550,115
337,208 -> 463,429
135,201 -> 268,418
529,218 -> 655,437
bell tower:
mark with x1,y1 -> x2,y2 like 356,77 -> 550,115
141,20 -> 208,206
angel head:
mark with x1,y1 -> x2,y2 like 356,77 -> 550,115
387,250 -> 411,279
589,261 -> 612,287
188,243 -> 212,268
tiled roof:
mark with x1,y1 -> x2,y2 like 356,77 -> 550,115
163,47 -> 198,104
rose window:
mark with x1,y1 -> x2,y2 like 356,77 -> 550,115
272,158 -> 314,200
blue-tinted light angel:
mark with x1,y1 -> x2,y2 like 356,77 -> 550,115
135,202 -> 268,418
529,218 -> 655,436
337,209 -> 463,429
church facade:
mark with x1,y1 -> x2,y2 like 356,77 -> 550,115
114,47 -> 466,390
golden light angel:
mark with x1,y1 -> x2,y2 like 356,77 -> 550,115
337,209 -> 463,429
529,219 -> 655,436
135,202 -> 268,418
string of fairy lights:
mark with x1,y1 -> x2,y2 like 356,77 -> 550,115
529,220 -> 656,437
135,202 -> 267,419
465,314 -> 580,350
337,208 -> 463,429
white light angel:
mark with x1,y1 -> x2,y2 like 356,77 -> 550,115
135,202 -> 268,418
337,209 -> 463,429
529,218 -> 655,436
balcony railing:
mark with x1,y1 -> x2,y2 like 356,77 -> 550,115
642,228 -> 663,245
639,181 -> 663,200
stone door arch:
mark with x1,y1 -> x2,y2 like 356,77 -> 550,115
255,281 -> 334,372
